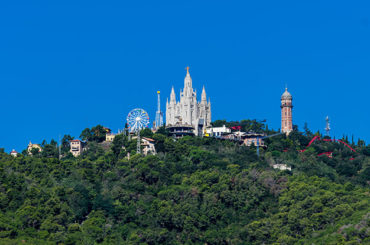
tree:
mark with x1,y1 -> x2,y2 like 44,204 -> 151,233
90,125 -> 107,143
30,147 -> 41,157
80,125 -> 107,143
111,134 -> 127,157
61,134 -> 74,153
42,143 -> 58,158
140,128 -> 154,138
304,122 -> 312,136
80,128 -> 92,142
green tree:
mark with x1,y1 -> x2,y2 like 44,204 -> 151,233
80,128 -> 92,142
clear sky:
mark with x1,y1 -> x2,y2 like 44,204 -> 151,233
1,0 -> 369,152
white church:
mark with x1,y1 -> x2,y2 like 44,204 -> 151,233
166,67 -> 211,136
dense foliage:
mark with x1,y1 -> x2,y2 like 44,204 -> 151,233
0,123 -> 369,244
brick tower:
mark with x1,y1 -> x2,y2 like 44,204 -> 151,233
281,88 -> 293,135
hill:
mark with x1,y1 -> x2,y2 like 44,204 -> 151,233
0,123 -> 369,244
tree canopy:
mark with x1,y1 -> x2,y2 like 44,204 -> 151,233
0,121 -> 369,244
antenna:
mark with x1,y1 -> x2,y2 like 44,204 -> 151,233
155,91 -> 163,130
325,116 -> 331,137
58,134 -> 62,160
137,129 -> 141,154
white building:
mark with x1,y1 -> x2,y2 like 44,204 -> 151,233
273,164 -> 292,171
206,125 -> 231,137
10,149 -> 18,157
106,133 -> 116,142
141,137 -> 156,156
70,139 -> 84,157
166,67 -> 211,136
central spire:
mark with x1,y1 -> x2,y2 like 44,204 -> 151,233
201,85 -> 207,101
184,66 -> 193,95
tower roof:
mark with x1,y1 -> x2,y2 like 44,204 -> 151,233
281,88 -> 292,99
201,86 -> 207,101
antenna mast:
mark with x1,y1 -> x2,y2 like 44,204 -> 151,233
58,134 -> 62,160
325,116 -> 331,137
155,91 -> 163,130
137,129 -> 141,154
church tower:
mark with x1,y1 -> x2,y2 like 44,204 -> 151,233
166,67 -> 211,136
281,87 -> 293,135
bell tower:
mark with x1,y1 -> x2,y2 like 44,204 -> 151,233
281,87 -> 293,135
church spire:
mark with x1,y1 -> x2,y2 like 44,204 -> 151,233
170,86 -> 176,103
201,85 -> 207,102
184,66 -> 192,94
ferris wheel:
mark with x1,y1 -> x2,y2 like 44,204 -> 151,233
126,108 -> 150,133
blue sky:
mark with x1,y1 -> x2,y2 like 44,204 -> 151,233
1,1 -> 369,152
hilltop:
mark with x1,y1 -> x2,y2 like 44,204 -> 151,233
0,121 -> 369,244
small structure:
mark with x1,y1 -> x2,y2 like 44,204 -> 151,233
70,139 -> 84,157
167,124 -> 195,138
242,132 -> 265,147
27,142 -> 42,155
272,164 -> 291,171
141,137 -> 156,156
10,149 -> 18,157
106,133 -> 116,142
206,125 -> 231,137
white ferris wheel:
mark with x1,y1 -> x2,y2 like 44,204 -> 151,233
126,108 -> 150,133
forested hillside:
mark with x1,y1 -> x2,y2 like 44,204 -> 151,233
0,122 -> 369,244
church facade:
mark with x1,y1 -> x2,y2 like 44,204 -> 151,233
166,67 -> 211,136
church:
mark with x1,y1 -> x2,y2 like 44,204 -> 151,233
166,67 -> 211,136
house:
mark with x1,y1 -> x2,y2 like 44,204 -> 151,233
141,137 -> 156,156
106,133 -> 116,142
10,149 -> 18,157
206,125 -> 231,137
27,142 -> 42,155
70,139 -> 84,157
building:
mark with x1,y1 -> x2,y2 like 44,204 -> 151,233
272,164 -> 292,171
167,124 -> 195,138
242,132 -> 265,147
166,67 -> 211,136
106,133 -> 116,142
141,137 -> 156,156
10,149 -> 18,157
205,125 -> 231,137
70,139 -> 84,157
281,88 -> 293,135
27,142 -> 42,155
